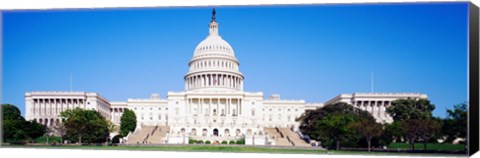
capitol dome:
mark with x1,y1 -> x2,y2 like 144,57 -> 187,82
185,8 -> 244,92
193,31 -> 235,58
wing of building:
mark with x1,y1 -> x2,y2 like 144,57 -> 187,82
24,9 -> 428,146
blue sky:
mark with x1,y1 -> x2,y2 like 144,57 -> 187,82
2,2 -> 469,117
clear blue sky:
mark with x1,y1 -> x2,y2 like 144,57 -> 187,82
2,2 -> 468,118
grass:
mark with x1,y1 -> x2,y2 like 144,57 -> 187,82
2,144 -> 465,156
388,143 -> 465,151
34,136 -> 62,144
7,145 -> 327,154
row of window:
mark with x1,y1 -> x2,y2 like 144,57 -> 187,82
197,45 -> 232,53
140,114 -> 168,121
262,108 -> 299,112
133,107 -> 168,111
191,59 -> 237,70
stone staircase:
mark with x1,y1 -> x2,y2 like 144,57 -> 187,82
146,126 -> 169,144
264,127 -> 291,146
126,126 -> 156,144
278,128 -> 310,147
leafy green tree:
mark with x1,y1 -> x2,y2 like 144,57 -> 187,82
382,121 -> 404,143
2,104 -> 27,142
442,103 -> 467,143
352,118 -> 383,151
2,104 -> 46,143
317,113 -> 358,150
386,98 -> 436,150
24,120 -> 47,142
120,109 -> 137,137
418,118 -> 441,150
298,102 -> 376,150
386,98 -> 435,122
60,108 -> 110,144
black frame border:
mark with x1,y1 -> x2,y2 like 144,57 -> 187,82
468,2 -> 479,156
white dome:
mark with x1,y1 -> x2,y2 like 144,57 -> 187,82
194,35 -> 235,58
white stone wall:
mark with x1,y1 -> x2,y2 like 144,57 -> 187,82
110,102 -> 127,125
128,96 -> 168,128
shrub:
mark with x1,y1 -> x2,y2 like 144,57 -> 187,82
236,138 -> 245,145
112,135 -> 123,144
189,138 -> 196,144
229,140 -> 235,144
196,140 -> 204,144
221,140 -> 228,144
205,140 -> 211,144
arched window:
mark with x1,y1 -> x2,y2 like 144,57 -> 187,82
251,109 -> 255,116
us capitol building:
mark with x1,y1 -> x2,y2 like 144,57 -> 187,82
24,9 -> 427,146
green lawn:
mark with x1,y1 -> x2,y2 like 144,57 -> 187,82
388,143 -> 465,151
8,145 -> 328,154
3,145 -> 465,156
34,136 -> 62,144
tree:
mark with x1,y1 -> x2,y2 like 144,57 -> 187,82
53,123 -> 67,144
352,118 -> 383,151
317,113 -> 358,150
386,98 -> 436,150
386,98 -> 435,122
120,109 -> 137,137
298,102 -> 376,150
418,118 -> 441,150
60,108 -> 110,144
24,120 -> 47,142
2,104 -> 27,142
384,121 -> 404,143
442,103 -> 467,143
2,104 -> 46,143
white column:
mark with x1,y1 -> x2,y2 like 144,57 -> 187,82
231,76 -> 234,89
188,98 -> 191,114
43,99 -> 46,115
44,99 -> 48,115
370,101 -> 375,117
235,99 -> 238,116
226,99 -> 232,116
47,99 -> 51,115
32,99 -> 36,115
53,99 -> 57,115
224,75 -> 227,87
239,99 -> 242,115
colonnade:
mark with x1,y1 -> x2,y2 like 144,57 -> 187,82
186,98 -> 242,117
31,98 -> 85,116
353,100 -> 391,120
186,73 -> 243,90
